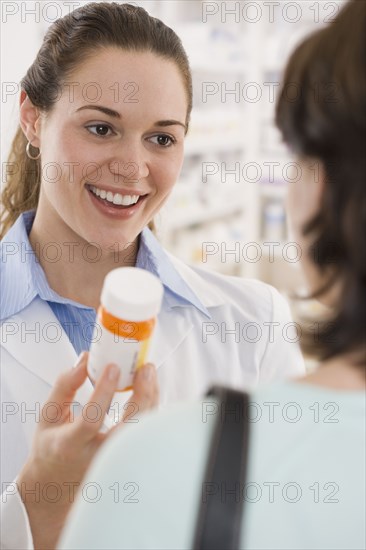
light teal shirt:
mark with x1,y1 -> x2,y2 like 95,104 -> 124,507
59,382 -> 365,550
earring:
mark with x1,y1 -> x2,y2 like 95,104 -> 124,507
26,141 -> 41,160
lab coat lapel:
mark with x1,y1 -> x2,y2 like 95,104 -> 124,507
149,304 -> 194,369
0,295 -> 195,382
148,254 -> 226,369
0,297 -> 195,412
0,297 -> 96,408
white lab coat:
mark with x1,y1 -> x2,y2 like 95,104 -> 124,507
0,254 -> 304,549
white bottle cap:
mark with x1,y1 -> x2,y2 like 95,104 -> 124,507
101,267 -> 164,321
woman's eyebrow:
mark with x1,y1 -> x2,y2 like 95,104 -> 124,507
76,105 -> 121,118
155,120 -> 186,130
75,106 -> 186,130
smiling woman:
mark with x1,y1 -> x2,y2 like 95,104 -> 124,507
0,3 -> 304,549
1,4 -> 192,241
20,47 -> 188,278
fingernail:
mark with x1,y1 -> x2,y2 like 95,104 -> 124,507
108,363 -> 120,382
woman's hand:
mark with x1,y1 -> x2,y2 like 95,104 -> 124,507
17,352 -> 158,550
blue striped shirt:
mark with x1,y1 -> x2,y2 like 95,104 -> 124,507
0,210 -> 209,355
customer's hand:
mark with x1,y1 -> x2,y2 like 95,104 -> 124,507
17,352 -> 158,550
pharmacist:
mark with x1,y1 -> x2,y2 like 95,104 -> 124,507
0,3 -> 304,549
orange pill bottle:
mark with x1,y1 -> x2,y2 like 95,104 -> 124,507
87,267 -> 163,391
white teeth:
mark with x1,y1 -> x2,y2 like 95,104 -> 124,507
89,185 -> 140,206
122,195 -> 132,206
113,193 -> 123,205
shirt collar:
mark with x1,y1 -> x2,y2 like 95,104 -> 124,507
0,210 -> 83,322
1,210 -> 209,321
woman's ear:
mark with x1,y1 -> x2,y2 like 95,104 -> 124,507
19,90 -> 42,147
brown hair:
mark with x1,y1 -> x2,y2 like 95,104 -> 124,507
276,0 -> 366,363
1,2 -> 192,238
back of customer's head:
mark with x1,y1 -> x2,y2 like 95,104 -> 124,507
276,0 -> 366,365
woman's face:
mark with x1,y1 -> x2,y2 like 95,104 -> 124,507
24,48 -> 188,250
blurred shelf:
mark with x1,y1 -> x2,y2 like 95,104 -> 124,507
185,136 -> 245,155
260,183 -> 288,198
165,201 -> 245,231
259,240 -> 289,257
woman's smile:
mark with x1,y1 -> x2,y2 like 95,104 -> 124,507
86,183 -> 149,219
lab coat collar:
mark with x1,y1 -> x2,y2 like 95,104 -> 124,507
138,227 -> 211,318
166,252 -> 232,309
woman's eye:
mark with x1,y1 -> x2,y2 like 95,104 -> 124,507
150,134 -> 175,147
86,124 -> 113,137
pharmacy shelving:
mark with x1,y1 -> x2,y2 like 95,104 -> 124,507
163,194 -> 245,232
156,6 -> 263,280
154,0 -> 345,292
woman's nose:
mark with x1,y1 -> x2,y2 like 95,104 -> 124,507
108,147 -> 149,182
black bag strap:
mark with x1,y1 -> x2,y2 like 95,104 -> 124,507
193,385 -> 250,550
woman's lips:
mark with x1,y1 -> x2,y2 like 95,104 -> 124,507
86,185 -> 148,219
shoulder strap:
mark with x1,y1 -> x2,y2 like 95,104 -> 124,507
193,385 -> 250,550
